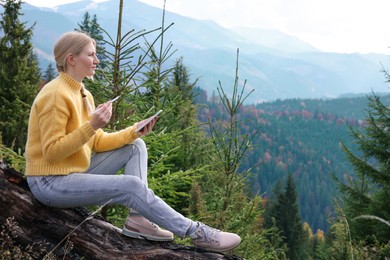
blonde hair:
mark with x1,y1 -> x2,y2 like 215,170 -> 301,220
54,31 -> 96,72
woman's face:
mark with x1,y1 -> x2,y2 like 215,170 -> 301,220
72,42 -> 99,80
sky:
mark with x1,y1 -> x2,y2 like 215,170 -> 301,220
24,0 -> 390,55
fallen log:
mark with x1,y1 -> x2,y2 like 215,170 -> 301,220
0,162 -> 242,259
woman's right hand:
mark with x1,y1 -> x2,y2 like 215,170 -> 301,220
89,102 -> 112,130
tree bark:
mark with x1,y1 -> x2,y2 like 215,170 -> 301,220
0,162 -> 242,259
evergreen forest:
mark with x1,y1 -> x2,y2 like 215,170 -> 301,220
197,93 -> 390,233
1,0 -> 389,259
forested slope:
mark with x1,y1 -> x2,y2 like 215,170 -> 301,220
197,92 -> 390,232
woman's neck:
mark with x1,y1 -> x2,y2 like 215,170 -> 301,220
64,69 -> 83,83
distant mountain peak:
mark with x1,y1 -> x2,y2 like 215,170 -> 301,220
19,0 -> 390,102
230,26 -> 320,53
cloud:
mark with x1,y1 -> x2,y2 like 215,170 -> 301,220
24,0 -> 390,54
140,0 -> 390,54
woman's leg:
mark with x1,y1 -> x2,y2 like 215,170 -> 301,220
83,139 -> 177,240
27,139 -> 241,250
27,172 -> 193,237
85,139 -> 148,186
27,139 -> 194,237
85,139 -> 148,211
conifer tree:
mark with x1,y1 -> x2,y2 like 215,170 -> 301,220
77,11 -> 108,104
77,0 -> 202,220
164,58 -> 206,170
42,63 -> 57,84
0,0 -> 40,152
80,0 -> 163,124
78,12 -> 92,32
338,94 -> 390,243
262,180 -> 289,258
78,12 -> 106,68
190,49 -> 278,259
133,5 -> 208,211
272,174 -> 305,259
263,179 -> 284,229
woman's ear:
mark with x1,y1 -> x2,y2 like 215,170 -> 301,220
66,53 -> 75,66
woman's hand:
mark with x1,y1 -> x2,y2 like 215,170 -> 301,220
89,102 -> 112,130
137,117 -> 158,136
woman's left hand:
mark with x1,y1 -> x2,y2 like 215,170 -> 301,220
137,117 -> 158,136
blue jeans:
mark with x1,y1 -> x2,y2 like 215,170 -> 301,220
27,138 -> 193,237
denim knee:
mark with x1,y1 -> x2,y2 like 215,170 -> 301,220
131,138 -> 147,154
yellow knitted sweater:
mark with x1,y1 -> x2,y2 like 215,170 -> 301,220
25,72 -> 139,176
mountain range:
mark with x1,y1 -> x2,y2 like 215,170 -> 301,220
16,0 -> 390,103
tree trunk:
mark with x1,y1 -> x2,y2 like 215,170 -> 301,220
0,162 -> 241,259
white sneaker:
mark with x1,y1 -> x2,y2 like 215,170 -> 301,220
189,222 -> 241,251
123,215 -> 174,241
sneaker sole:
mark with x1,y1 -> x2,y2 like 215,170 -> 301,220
122,227 -> 174,242
192,241 -> 241,252
193,244 -> 240,252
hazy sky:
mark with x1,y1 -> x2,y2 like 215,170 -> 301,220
24,0 -> 390,54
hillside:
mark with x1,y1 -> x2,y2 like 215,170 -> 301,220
198,93 -> 390,232
16,0 -> 390,103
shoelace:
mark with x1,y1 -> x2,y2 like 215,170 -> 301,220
197,224 -> 220,243
127,215 -> 159,230
147,219 -> 158,229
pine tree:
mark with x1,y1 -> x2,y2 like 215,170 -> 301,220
78,0 -> 203,220
190,49 -> 278,259
273,174 -> 305,260
90,14 -> 105,64
42,63 -> 57,84
338,94 -> 390,243
164,58 -> 205,170
78,12 -> 106,68
133,7 -> 208,211
262,180 -> 289,258
77,11 -> 108,104
78,12 -> 92,32
0,0 -> 40,152
80,0 -> 164,124
263,179 -> 284,229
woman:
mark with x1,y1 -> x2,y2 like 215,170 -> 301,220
25,31 -> 240,252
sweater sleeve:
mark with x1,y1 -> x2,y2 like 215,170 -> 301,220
39,106 -> 96,163
92,124 -> 140,152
